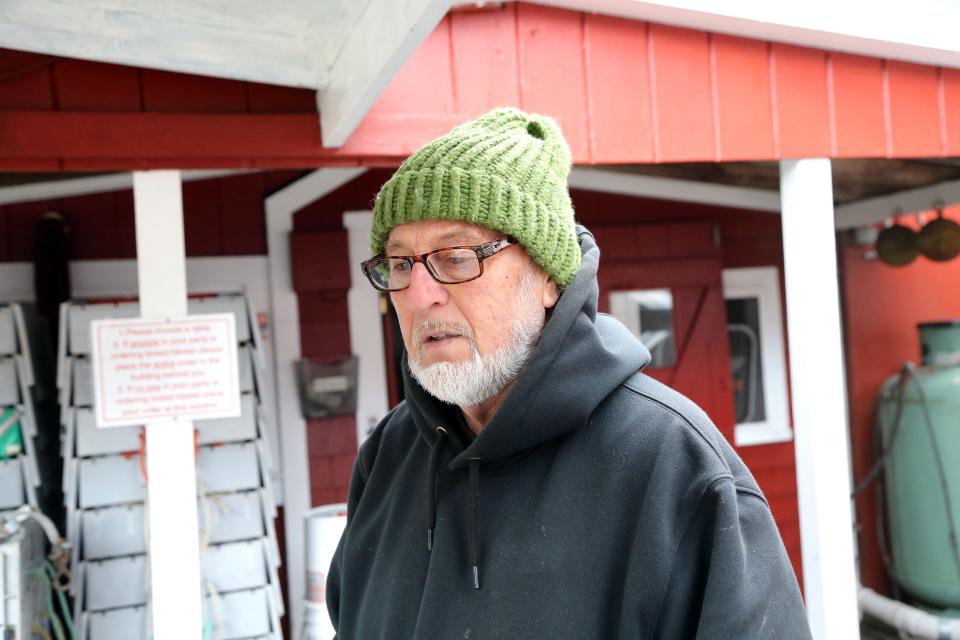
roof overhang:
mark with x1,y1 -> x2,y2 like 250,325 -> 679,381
3,0 -> 960,149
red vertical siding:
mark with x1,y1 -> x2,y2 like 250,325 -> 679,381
0,50 -> 55,109
648,25 -> 715,162
770,44 -> 831,158
515,4 -> 591,161
182,179 -> 223,256
887,61 -> 942,157
366,17 -> 455,117
63,192 -> 122,259
53,60 -> 142,111
5,200 -> 53,261
582,15 -> 654,163
1,4 -> 956,166
830,53 -> 888,157
449,6 -> 521,119
943,68 -> 960,156
712,36 -> 776,160
141,69 -> 249,113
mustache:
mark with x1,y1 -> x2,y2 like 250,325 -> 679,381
412,320 -> 475,355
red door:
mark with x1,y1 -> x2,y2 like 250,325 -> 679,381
594,222 -> 736,442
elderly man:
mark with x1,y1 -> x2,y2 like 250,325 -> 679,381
327,107 -> 812,639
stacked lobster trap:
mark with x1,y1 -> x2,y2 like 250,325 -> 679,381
57,293 -> 284,640
0,304 -> 45,513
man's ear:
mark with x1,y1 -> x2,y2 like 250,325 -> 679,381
542,277 -> 560,310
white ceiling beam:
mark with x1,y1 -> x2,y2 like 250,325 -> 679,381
0,0 -> 329,88
834,178 -> 960,230
317,0 -> 452,148
0,170 -> 257,207
469,0 -> 960,70
568,167 -> 781,212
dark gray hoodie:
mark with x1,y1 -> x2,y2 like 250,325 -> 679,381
327,227 -> 813,639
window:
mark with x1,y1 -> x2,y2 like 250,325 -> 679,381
722,267 -> 792,446
609,289 -> 677,368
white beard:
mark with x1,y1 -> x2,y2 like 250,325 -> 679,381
407,273 -> 545,407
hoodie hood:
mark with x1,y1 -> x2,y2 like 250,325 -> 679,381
403,225 -> 651,469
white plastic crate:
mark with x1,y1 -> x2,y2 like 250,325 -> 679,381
78,455 -> 144,509
83,544 -> 271,615
69,296 -> 252,356
83,554 -> 147,611
73,409 -> 141,458
68,302 -> 139,355
73,393 -> 258,459
83,604 -> 147,640
71,346 -> 254,408
81,490 -> 266,560
80,504 -> 146,560
83,587 -> 278,640
197,442 -> 262,493
0,307 -> 16,355
0,358 -> 19,406
201,539 -> 269,593
0,458 -> 26,510
197,393 -> 258,445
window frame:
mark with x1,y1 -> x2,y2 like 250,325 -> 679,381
722,266 -> 793,447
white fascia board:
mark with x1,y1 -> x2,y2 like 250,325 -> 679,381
0,0 -> 328,88
568,168 -> 781,212
0,170 -> 257,207
835,178 -> 960,230
508,0 -> 960,69
317,0 -> 452,148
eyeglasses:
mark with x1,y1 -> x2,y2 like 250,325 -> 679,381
361,237 -> 516,292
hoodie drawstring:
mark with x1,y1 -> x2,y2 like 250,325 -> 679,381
425,427 -> 446,551
468,458 -> 481,590
423,427 -> 483,590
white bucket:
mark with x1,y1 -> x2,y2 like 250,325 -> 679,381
301,503 -> 347,640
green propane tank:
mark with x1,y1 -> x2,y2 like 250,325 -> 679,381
877,321 -> 960,608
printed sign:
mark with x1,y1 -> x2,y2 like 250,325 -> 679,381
91,314 -> 241,428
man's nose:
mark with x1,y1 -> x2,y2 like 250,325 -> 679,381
406,262 -> 449,309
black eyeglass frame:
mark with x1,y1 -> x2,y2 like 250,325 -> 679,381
361,236 -> 517,291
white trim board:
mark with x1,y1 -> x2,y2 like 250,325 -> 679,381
568,168 -> 780,212
834,177 -> 960,230
318,0 -> 452,147
722,267 -> 792,447
0,170 -> 257,207
343,211 -> 390,447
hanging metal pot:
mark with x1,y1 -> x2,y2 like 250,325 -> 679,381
916,204 -> 960,262
876,217 -> 919,267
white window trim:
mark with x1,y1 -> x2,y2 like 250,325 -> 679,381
722,266 -> 793,447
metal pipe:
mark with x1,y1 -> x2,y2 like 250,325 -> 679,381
859,586 -> 960,639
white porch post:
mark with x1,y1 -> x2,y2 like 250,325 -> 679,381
343,211 -> 390,447
779,159 -> 859,638
133,171 -> 203,639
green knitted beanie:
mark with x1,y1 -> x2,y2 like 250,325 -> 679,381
370,107 -> 581,289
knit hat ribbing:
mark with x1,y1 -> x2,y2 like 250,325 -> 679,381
370,107 -> 580,289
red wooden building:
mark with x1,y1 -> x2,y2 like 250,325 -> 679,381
3,2 -> 960,637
